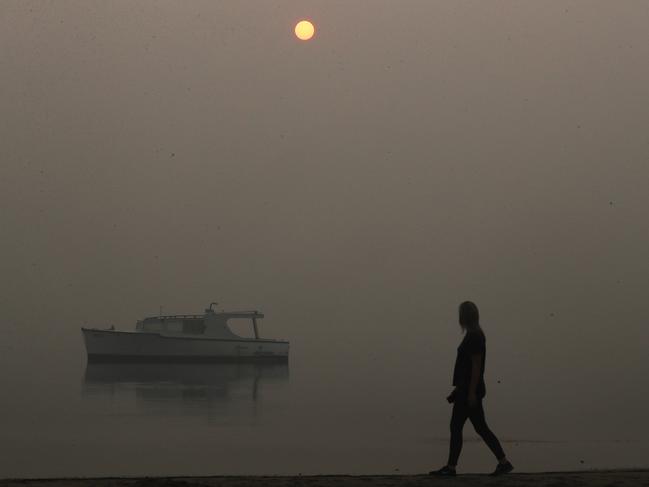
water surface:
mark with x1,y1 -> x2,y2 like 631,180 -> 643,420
1,327 -> 647,478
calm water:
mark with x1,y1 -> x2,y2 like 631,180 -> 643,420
1,322 -> 648,478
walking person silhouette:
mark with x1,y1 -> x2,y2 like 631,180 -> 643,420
431,301 -> 514,476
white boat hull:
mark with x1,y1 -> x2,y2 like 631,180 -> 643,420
82,328 -> 289,362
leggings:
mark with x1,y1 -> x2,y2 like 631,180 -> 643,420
448,398 -> 505,466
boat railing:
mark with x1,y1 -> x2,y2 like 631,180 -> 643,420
142,311 -> 263,322
224,310 -> 263,316
142,314 -> 205,321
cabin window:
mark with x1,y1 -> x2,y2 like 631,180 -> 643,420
165,321 -> 183,333
142,321 -> 163,332
226,318 -> 256,338
183,319 -> 206,334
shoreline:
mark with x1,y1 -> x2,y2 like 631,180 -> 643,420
2,469 -> 649,486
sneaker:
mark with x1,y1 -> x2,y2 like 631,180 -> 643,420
490,461 -> 514,476
429,465 -> 456,476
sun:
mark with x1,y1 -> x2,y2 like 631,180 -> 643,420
294,20 -> 315,41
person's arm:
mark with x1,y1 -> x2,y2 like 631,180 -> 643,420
468,353 -> 482,407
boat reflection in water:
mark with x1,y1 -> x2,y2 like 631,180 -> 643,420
82,362 -> 289,421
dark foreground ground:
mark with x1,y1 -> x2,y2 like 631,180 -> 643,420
2,471 -> 649,487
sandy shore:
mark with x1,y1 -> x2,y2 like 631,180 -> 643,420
2,470 -> 649,487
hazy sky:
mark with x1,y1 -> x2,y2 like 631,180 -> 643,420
1,1 -> 648,381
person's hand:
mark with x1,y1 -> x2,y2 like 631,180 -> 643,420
468,392 -> 477,408
446,389 -> 456,404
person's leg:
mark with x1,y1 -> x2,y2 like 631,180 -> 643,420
468,400 -> 506,462
447,401 -> 469,467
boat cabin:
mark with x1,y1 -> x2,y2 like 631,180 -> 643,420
135,304 -> 264,340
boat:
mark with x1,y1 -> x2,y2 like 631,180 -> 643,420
81,303 -> 289,362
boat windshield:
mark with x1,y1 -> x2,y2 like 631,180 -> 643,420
140,318 -> 206,334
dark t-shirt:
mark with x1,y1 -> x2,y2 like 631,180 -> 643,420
452,330 -> 487,398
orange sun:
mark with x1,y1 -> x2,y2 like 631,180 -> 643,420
294,20 -> 315,41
